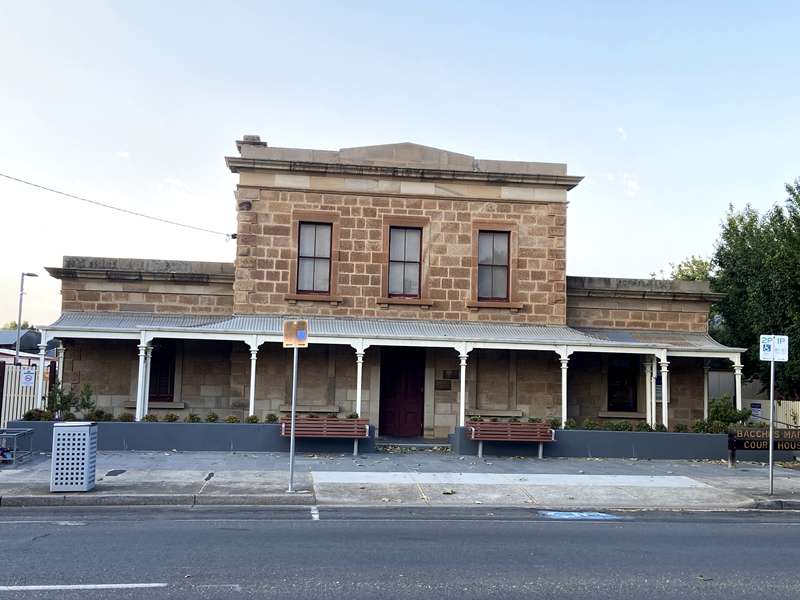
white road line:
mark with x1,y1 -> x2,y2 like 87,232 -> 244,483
0,583 -> 167,591
310,506 -> 320,521
0,521 -> 86,526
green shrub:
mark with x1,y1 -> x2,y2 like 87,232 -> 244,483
509,416 -> 520,423
753,420 -> 769,429
245,415 -> 259,424
581,418 -> 600,430
163,413 -> 180,423
23,408 -> 53,421
46,384 -> 77,417
564,418 -> 578,429
708,396 -> 751,425
527,417 -> 542,423
634,421 -> 653,432
691,420 -> 707,433
224,415 -> 241,424
62,411 -> 77,422
117,412 -> 135,422
654,423 -> 667,432
86,409 -> 114,422
184,413 -> 202,423
346,413 -> 360,419
469,416 -> 483,422
548,418 -> 561,429
264,413 -> 278,423
143,413 -> 158,422
706,420 -> 729,434
673,423 -> 689,433
206,412 -> 219,423
78,384 -> 95,414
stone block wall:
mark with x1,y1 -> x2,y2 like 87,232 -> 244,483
49,257 -> 234,314
566,276 -> 717,333
233,187 -> 567,324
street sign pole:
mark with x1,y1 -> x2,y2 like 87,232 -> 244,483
769,335 -> 775,496
288,346 -> 299,493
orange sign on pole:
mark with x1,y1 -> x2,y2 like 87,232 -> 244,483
283,320 -> 309,348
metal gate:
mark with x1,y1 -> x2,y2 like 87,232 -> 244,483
0,364 -> 40,427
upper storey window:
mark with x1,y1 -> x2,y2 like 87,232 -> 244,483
477,231 -> 509,300
297,222 -> 332,293
388,227 -> 421,297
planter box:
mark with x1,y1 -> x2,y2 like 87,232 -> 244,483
452,427 -> 796,460
9,421 -> 376,454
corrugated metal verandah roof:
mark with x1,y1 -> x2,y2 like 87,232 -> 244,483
47,312 -> 742,353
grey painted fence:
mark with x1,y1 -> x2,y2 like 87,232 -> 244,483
451,427 -> 795,461
9,421 -> 376,454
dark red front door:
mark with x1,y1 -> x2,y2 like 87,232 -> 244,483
379,348 -> 425,437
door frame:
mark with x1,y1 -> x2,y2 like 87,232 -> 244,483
378,347 -> 426,437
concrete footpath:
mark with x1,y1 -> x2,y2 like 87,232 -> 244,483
1,449 -> 799,510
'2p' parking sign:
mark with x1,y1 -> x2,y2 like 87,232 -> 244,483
760,335 -> 789,362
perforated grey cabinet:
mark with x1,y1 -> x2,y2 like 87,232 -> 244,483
50,422 -> 97,492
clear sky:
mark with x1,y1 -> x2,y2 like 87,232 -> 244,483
1,1 -> 798,325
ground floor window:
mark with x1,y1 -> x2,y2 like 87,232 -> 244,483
607,355 -> 638,412
149,340 -> 176,402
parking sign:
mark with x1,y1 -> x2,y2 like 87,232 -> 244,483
760,335 -> 789,362
20,367 -> 36,388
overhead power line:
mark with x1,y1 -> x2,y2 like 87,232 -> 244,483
0,172 -> 236,240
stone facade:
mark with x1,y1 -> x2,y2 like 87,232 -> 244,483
566,276 -> 718,333
47,139 -> 724,436
48,256 -> 234,314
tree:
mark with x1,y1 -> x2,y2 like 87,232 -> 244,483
711,179 -> 800,399
1,320 -> 31,330
670,256 -> 712,281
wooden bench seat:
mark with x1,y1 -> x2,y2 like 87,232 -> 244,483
280,417 -> 370,455
467,421 -> 555,458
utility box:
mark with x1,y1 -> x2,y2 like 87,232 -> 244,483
50,422 -> 97,492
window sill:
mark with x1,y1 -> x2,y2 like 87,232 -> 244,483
285,293 -> 343,306
123,401 -> 186,410
467,300 -> 524,312
377,297 -> 433,309
598,411 -> 646,419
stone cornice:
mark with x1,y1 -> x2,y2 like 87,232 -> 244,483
45,266 -> 234,285
225,156 -> 584,190
566,288 -> 724,303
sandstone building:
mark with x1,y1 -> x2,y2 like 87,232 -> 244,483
38,138 -> 744,437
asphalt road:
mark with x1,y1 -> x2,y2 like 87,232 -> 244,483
1,507 -> 799,599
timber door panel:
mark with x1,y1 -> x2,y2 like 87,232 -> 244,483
379,348 -> 425,437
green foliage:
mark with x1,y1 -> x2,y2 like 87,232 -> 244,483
77,384 -> 95,413
670,255 -> 713,281
654,423 -> 668,432
184,413 -> 202,423
117,412 -> 135,422
634,421 -> 653,432
509,416 -> 520,423
46,384 -> 77,418
23,408 -> 53,421
85,408 -> 114,421
547,418 -> 561,429
708,396 -> 751,424
527,417 -> 542,423
1,320 -> 31,330
163,413 -> 180,422
604,421 -> 633,432
62,411 -> 76,421
691,420 -> 708,433
346,413 -> 360,419
143,413 -> 159,422
224,415 -> 241,423
205,412 -> 219,423
581,418 -> 600,430
564,418 -> 578,429
264,413 -> 278,423
712,180 -> 800,399
469,416 -> 483,422
673,423 -> 689,433
245,415 -> 260,424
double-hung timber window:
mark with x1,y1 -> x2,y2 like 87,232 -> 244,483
607,356 -> 639,412
477,231 -> 509,301
297,222 -> 332,294
388,227 -> 421,297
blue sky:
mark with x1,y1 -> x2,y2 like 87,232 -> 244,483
1,1 -> 798,324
